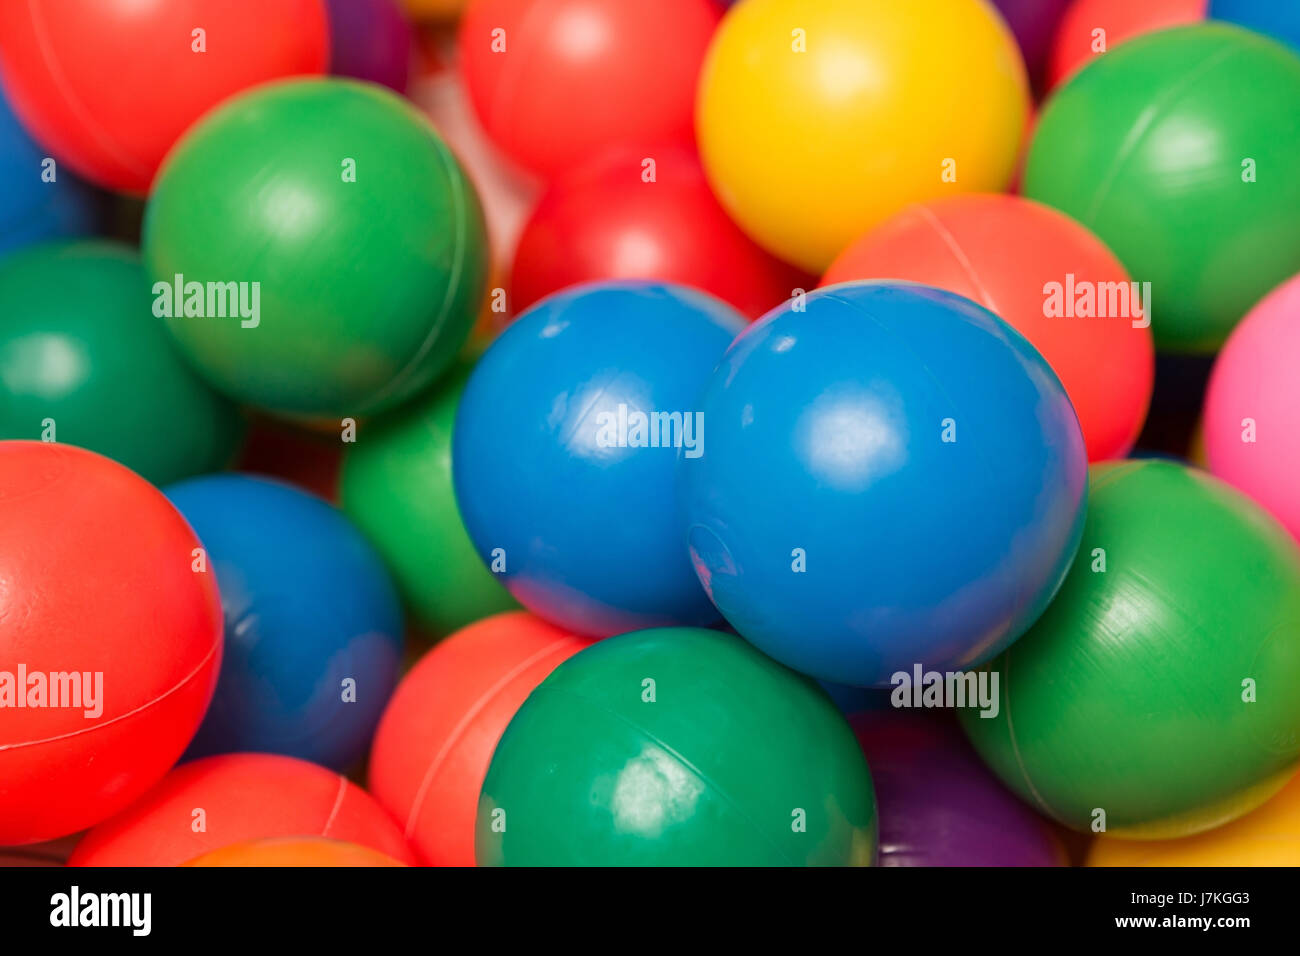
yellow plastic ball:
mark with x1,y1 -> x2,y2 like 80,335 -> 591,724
1088,770 -> 1300,866
696,0 -> 1029,273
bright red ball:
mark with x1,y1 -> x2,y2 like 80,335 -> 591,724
0,442 -> 223,845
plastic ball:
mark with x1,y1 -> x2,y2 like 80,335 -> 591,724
1211,0 -> 1300,51
1047,0 -> 1206,90
1025,25 -> 1300,352
402,0 -> 469,20
340,364 -> 518,639
1088,769 -> 1300,866
0,0 -> 328,194
0,442 -> 222,846
454,281 -> 745,637
0,87 -> 101,255
696,0 -> 1028,273
68,753 -> 415,866
682,282 -> 1087,687
325,0 -> 413,92
164,474 -> 403,771
1205,273 -> 1300,541
144,77 -> 488,418
0,242 -> 245,485
851,711 -> 1066,867
183,837 -> 407,867
818,681 -> 892,716
458,0 -> 720,179
477,627 -> 877,866
960,460 -> 1300,838
369,612 -> 592,865
823,195 -> 1153,462
510,147 -> 810,320
991,0 -> 1073,89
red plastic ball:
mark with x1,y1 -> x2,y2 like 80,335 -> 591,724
368,612 -> 592,865
823,195 -> 1154,462
457,0 -> 720,179
0,0 -> 329,194
0,441 -> 223,846
1047,0 -> 1206,91
68,753 -> 416,866
510,147 -> 811,320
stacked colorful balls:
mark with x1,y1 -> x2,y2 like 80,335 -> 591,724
3,0 -> 1300,874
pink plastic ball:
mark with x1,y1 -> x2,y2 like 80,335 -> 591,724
1205,273 -> 1300,540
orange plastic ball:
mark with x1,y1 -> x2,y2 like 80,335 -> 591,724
183,837 -> 407,867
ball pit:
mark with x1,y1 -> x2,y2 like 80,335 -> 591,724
823,194 -> 1154,462
1025,24 -> 1300,352
477,627 -> 877,866
458,0 -> 719,179
1204,273 -> 1300,541
184,837 -> 407,867
960,460 -> 1300,838
454,281 -> 745,637
369,612 -> 592,865
696,0 -> 1029,272
0,242 -> 245,485
0,0 -> 328,194
165,474 -> 404,771
510,146 -> 809,320
0,442 -> 222,846
68,753 -> 415,866
851,711 -> 1066,867
0,87 -> 101,256
340,364 -> 519,638
682,281 -> 1087,687
144,77 -> 488,418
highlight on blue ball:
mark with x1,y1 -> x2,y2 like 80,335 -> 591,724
681,281 -> 1088,687
453,280 -> 746,637
164,473 -> 404,771
0,85 -> 102,257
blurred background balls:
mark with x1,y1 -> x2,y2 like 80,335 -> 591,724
0,87 -> 102,256
0,442 -> 222,845
991,0 -> 1072,91
476,627 -> 877,866
0,242 -> 244,485
144,78 -> 488,418
1210,0 -> 1300,50
1025,25 -> 1300,352
1047,0 -> 1205,90
851,711 -> 1066,867
341,363 -> 519,639
823,195 -> 1153,462
0,0 -> 328,194
1088,769 -> 1300,866
682,282 -> 1087,687
453,281 -> 744,637
165,475 -> 404,771
510,146 -> 810,320
369,612 -> 592,865
696,0 -> 1029,273
1205,273 -> 1300,541
403,0 -> 470,21
458,0 -> 720,179
184,837 -> 407,867
68,753 -> 415,866
961,461 -> 1300,838
325,0 -> 413,93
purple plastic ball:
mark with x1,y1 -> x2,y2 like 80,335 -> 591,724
325,0 -> 413,93
991,0 -> 1072,88
851,710 -> 1067,867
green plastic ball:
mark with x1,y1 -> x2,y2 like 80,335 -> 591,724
960,460 -> 1300,839
1024,25 -> 1300,352
477,627 -> 877,866
144,78 -> 488,418
0,241 -> 244,484
339,362 -> 518,638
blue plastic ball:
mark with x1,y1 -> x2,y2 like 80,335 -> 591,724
1210,0 -> 1300,52
681,281 -> 1088,687
0,86 -> 101,256
453,280 -> 746,636
164,474 -> 404,771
